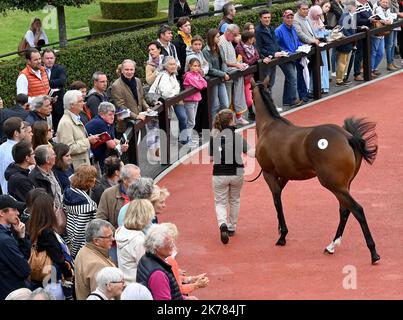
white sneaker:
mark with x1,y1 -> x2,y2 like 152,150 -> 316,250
276,106 -> 283,112
331,72 -> 336,77
236,117 -> 249,125
186,140 -> 199,148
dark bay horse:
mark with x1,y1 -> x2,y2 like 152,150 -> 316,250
253,84 -> 380,264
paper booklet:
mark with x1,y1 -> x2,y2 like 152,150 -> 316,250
91,131 -> 112,149
115,108 -> 131,119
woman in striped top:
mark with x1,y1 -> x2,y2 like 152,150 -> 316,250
63,164 -> 98,258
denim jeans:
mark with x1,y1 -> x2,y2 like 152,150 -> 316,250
384,31 -> 398,64
371,36 -> 385,70
296,60 -> 308,100
279,62 -> 298,105
225,68 -> 247,115
184,101 -> 198,140
211,82 -> 229,121
262,65 -> 277,94
174,104 -> 188,143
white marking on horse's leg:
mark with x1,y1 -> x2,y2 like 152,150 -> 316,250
326,241 -> 335,254
334,237 -> 342,247
326,237 -> 342,254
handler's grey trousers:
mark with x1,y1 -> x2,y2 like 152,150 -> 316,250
212,175 -> 244,231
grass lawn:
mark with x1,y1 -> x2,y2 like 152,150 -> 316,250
0,0 -> 197,57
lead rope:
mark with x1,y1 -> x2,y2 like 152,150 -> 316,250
244,169 -> 263,182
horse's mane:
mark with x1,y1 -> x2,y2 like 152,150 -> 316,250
258,85 -> 292,125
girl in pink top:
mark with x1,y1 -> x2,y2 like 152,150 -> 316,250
182,58 -> 208,148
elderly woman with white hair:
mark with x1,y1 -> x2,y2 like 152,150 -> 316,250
57,90 -> 100,170
87,267 -> 126,300
148,56 -> 188,145
121,283 -> 153,300
136,224 -> 184,300
85,101 -> 129,173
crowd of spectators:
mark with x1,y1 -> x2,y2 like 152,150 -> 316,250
0,0 -> 402,300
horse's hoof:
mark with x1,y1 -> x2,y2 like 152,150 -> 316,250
324,248 -> 334,255
371,254 -> 380,265
276,239 -> 286,246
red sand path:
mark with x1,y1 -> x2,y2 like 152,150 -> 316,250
157,72 -> 403,299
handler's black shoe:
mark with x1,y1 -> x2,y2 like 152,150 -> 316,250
220,224 -> 229,244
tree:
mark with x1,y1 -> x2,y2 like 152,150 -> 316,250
0,0 -> 94,48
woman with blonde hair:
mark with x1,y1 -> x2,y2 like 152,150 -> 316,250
115,199 -> 155,283
63,164 -> 98,257
149,185 -> 170,224
24,17 -> 49,49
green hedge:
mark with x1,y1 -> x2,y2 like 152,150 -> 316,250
88,11 -> 168,34
100,0 -> 158,20
0,2 -> 297,106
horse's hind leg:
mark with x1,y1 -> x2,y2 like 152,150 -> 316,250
334,190 -> 380,264
263,171 -> 288,246
324,207 -> 350,254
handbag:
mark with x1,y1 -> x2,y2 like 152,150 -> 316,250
327,26 -> 344,42
145,74 -> 163,105
372,20 -> 391,37
17,37 -> 30,56
55,206 -> 67,235
29,243 -> 53,282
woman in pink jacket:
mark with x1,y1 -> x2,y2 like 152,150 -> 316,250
182,58 -> 208,148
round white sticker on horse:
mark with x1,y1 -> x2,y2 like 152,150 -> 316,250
318,139 -> 328,150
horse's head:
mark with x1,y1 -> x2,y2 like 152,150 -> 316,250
252,76 -> 289,125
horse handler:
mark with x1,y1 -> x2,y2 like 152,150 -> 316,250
209,109 -> 255,244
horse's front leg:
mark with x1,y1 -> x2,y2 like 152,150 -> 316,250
263,171 -> 288,246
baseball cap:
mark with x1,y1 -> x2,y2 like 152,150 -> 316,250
283,9 -> 294,17
0,195 -> 25,211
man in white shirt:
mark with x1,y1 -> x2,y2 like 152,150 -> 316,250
16,48 -> 50,104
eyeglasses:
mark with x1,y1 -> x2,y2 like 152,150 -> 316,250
97,234 -> 114,239
110,280 -> 125,284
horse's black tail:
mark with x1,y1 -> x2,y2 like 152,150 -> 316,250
343,117 -> 378,165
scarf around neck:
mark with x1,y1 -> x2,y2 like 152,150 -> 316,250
178,31 -> 192,47
121,74 -> 138,104
242,42 -> 256,59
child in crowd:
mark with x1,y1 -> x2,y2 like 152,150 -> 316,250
235,31 -> 259,121
243,22 -> 255,34
209,109 -> 255,244
183,58 -> 208,147
185,35 -> 209,76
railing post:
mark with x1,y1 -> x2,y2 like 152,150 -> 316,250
207,84 -> 213,130
312,44 -> 322,100
159,101 -> 171,165
127,127 -> 139,165
362,29 -> 372,81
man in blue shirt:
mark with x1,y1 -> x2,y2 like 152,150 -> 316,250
275,10 -> 304,107
85,102 -> 128,173
0,195 -> 31,300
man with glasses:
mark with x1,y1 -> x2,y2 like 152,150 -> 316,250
5,141 -> 35,202
75,219 -> 116,300
57,90 -> 100,170
86,71 -> 109,118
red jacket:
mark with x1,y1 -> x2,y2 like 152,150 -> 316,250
183,71 -> 207,102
